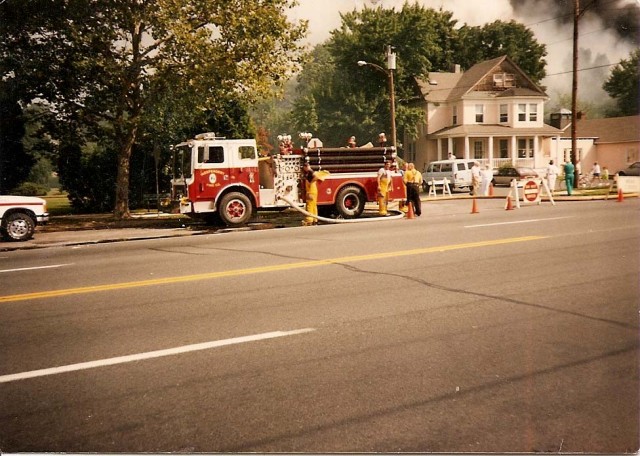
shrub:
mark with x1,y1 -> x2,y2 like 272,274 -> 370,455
12,181 -> 50,196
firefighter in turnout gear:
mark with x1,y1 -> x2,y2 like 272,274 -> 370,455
302,162 -> 320,225
302,162 -> 329,225
403,163 -> 422,216
377,160 -> 393,216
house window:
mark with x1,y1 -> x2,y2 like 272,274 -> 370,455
500,104 -> 508,123
475,105 -> 484,123
407,142 -> 416,163
529,104 -> 538,122
529,139 -> 534,158
474,141 -> 483,159
499,139 -> 508,158
493,73 -> 515,88
518,139 -> 527,158
518,104 -> 526,122
452,105 -> 458,125
518,139 -> 534,158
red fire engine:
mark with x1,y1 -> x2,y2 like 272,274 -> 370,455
171,132 -> 405,226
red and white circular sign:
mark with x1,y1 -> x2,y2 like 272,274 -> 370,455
523,180 -> 539,202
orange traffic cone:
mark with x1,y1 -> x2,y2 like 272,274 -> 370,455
471,197 -> 479,214
617,188 -> 624,202
489,183 -> 494,197
505,195 -> 514,211
406,201 -> 415,219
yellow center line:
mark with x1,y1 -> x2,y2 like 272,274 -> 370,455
0,236 -> 547,303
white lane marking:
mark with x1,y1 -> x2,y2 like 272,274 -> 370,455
0,328 -> 316,384
465,216 -> 572,228
0,263 -> 73,274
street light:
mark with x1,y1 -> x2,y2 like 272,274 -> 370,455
357,45 -> 397,150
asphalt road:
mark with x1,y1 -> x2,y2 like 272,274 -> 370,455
0,198 -> 638,453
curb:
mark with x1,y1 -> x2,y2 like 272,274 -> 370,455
4,193 -> 637,252
0,229 -> 208,252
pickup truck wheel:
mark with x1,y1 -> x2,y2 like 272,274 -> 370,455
218,192 -> 253,226
2,212 -> 36,242
335,185 -> 365,218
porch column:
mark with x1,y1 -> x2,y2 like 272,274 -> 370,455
448,137 -> 453,159
464,136 -> 470,160
511,135 -> 517,165
488,136 -> 494,168
533,135 -> 539,167
437,138 -> 443,161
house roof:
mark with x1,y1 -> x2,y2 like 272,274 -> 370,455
496,87 -> 545,98
429,123 -> 563,138
416,55 -> 548,103
416,72 -> 463,103
559,115 -> 640,143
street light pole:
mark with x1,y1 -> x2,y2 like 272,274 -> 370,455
357,45 -> 397,149
386,45 -> 397,151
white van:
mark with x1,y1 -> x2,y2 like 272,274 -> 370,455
422,159 -> 475,192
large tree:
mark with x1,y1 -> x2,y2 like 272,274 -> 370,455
456,20 -> 547,83
296,4 -> 459,147
1,0 -> 307,218
290,7 -> 549,149
0,82 -> 32,193
603,49 -> 639,117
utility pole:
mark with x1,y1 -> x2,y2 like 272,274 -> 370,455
571,0 -> 580,188
386,45 -> 397,151
357,45 -> 398,150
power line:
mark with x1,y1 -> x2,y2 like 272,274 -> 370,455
522,0 -> 633,28
545,27 -> 608,46
545,61 -> 622,77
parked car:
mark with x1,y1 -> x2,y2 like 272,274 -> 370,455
422,159 -> 475,192
617,162 -> 640,176
492,166 -> 538,186
0,195 -> 49,241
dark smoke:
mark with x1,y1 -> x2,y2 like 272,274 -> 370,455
510,0 -> 640,45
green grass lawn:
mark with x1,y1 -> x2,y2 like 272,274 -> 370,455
44,189 -> 74,216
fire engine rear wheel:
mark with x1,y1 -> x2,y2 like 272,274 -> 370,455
218,192 -> 253,226
335,185 -> 366,219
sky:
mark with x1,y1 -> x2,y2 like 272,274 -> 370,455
288,0 -> 640,106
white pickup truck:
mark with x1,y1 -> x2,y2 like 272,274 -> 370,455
0,195 -> 49,241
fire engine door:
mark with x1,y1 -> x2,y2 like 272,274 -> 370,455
193,144 -> 230,201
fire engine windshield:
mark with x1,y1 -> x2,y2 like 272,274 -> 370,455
173,144 -> 193,179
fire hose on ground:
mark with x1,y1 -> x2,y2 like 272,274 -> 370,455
278,194 -> 405,224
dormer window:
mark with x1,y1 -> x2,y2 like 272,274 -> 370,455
493,72 -> 515,89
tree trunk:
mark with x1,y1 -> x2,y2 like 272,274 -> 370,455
113,126 -> 138,219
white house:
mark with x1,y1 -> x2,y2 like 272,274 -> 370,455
405,55 -> 563,172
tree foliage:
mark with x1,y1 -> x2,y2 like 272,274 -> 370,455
0,82 -> 32,193
295,4 -> 459,147
292,5 -> 547,150
1,0 -> 307,217
456,20 -> 547,83
603,49 -> 639,116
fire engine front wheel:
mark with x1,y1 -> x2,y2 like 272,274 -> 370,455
335,185 -> 366,219
218,192 -> 253,226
